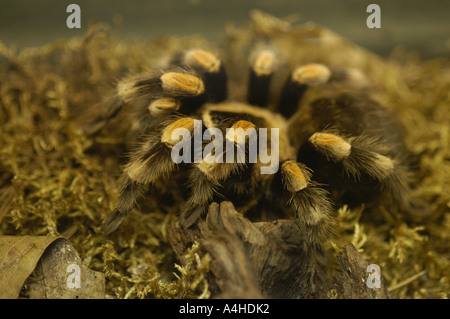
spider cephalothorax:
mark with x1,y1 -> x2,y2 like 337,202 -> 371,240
86,47 -> 425,248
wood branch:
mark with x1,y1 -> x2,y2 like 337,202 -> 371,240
334,244 -> 393,299
167,202 -> 394,299
167,201 -> 330,298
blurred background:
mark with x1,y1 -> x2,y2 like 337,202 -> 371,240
0,0 -> 449,58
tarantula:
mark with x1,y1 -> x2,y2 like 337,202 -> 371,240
85,47 -> 425,247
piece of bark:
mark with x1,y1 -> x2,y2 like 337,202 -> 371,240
168,202 -> 396,299
335,244 -> 393,299
198,203 -> 264,299
167,201 -> 331,299
167,204 -> 262,299
166,222 -> 199,267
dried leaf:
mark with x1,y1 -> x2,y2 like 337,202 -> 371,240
0,236 -> 105,299
0,235 -> 61,298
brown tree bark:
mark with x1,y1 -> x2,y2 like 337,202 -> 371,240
167,201 -> 392,299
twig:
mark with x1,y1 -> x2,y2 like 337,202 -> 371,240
388,270 -> 426,291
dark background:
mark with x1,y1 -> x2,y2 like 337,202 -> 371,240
0,0 -> 449,58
